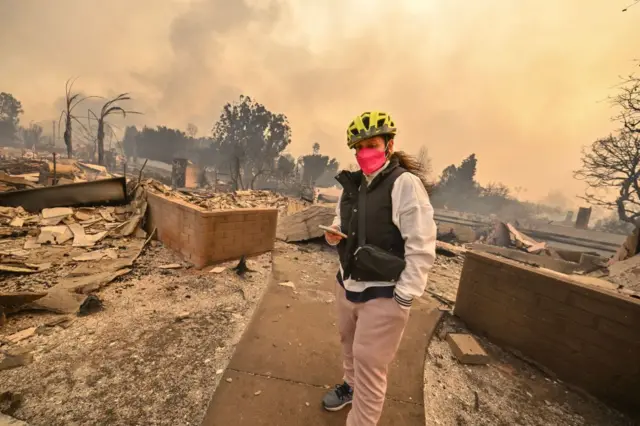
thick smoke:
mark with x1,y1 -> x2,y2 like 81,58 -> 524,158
0,0 -> 637,200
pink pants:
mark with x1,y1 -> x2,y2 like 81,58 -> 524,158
336,283 -> 411,426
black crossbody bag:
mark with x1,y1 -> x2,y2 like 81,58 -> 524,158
352,178 -> 406,281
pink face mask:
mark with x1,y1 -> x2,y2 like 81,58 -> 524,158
356,147 -> 387,175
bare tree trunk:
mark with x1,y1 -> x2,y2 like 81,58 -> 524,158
236,157 -> 245,190
250,170 -> 265,190
64,115 -> 73,159
97,118 -> 105,165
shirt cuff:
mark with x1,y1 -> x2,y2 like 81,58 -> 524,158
393,289 -> 413,309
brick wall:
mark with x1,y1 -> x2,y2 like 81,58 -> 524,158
454,251 -> 640,416
146,192 -> 277,268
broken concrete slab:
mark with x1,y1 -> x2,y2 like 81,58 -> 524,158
607,254 -> 640,290
57,268 -> 131,294
26,287 -> 84,314
526,241 -> 548,254
0,172 -> 38,190
446,333 -> 490,365
469,243 -> 579,274
69,257 -> 134,277
120,214 -> 142,237
23,238 -> 40,250
506,223 -> 540,249
579,253 -> 607,273
436,241 -> 467,257
73,210 -> 94,222
41,207 -> 73,219
72,248 -> 118,262
609,254 -> 640,278
275,205 -> 335,242
68,223 -> 107,247
99,210 -> 116,222
610,226 -> 640,264
39,216 -> 66,226
24,262 -> 52,272
0,292 -> 47,314
37,225 -> 73,245
486,221 -> 511,247
8,217 -> 23,228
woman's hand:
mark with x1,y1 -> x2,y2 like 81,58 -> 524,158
324,226 -> 344,246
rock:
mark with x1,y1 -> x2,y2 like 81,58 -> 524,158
210,266 -> 225,274
278,281 -> 295,289
254,390 -> 262,396
0,391 -> 23,417
175,312 -> 190,321
77,295 -> 104,316
446,333 -> 490,365
158,264 -> 182,270
226,378 -> 233,383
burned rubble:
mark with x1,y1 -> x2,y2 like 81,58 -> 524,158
0,154 -> 637,425
435,215 -> 640,300
143,178 -> 309,217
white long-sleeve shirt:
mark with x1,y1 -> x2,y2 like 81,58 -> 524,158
329,167 -> 437,310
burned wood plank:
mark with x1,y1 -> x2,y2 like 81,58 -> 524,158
0,177 -> 127,212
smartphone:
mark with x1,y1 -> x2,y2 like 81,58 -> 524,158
319,225 -> 348,239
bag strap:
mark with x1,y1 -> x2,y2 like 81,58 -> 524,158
357,176 -> 367,247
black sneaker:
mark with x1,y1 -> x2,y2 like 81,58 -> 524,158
322,382 -> 353,412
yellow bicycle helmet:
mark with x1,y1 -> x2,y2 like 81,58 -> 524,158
346,111 -> 397,149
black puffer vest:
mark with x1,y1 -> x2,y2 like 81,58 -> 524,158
335,159 -> 407,302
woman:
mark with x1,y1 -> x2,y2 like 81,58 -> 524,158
322,111 -> 437,426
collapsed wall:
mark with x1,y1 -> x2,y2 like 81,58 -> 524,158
146,191 -> 277,268
454,251 -> 640,417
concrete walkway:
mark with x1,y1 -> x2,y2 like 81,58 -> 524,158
201,255 -> 442,426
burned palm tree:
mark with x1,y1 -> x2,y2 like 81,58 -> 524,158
58,78 -> 94,159
91,93 -> 140,165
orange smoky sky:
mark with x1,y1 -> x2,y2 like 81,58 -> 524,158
1,0 -> 638,205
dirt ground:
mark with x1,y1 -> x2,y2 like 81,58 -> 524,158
1,239 -> 636,426
1,242 -> 273,426
424,315 -> 635,426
